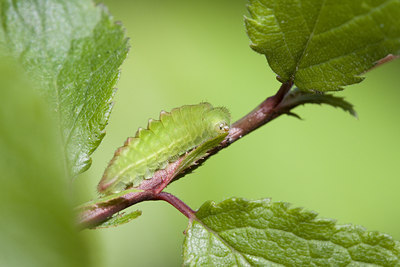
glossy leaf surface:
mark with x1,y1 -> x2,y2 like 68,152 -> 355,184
246,0 -> 400,91
183,198 -> 400,266
0,0 -> 129,175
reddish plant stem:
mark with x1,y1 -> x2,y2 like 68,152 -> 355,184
368,54 -> 399,72
228,80 -> 293,141
77,190 -> 154,229
77,190 -> 196,228
154,192 -> 196,220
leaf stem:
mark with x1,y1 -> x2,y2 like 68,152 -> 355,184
154,192 -> 196,219
228,80 -> 294,141
77,190 -> 196,229
77,190 -> 154,229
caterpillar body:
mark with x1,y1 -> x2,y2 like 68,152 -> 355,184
98,103 -> 231,195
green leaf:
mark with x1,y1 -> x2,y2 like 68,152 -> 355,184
245,0 -> 400,92
0,0 -> 129,175
183,198 -> 400,266
281,88 -> 357,118
0,60 -> 93,267
92,210 -> 142,229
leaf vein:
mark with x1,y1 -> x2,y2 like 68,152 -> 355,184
294,0 -> 326,75
297,36 -> 397,72
272,0 -> 296,62
194,218 -> 252,266
64,40 -> 120,149
315,0 -> 392,38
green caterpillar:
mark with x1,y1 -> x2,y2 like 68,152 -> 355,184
98,102 -> 231,195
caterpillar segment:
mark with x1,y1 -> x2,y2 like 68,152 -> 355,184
98,103 -> 231,195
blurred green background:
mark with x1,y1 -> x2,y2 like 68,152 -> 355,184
73,0 -> 400,266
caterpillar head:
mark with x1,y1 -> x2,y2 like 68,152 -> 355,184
203,107 -> 231,136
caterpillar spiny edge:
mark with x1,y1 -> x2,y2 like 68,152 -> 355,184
98,102 -> 231,195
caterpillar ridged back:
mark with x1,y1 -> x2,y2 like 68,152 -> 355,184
98,102 -> 231,195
